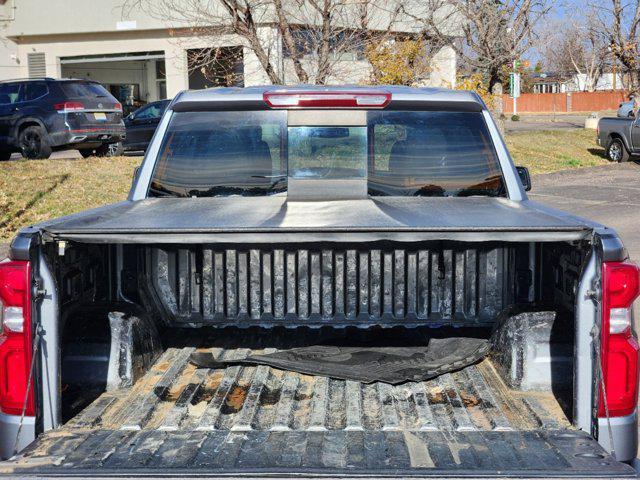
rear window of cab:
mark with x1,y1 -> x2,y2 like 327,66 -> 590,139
149,110 -> 504,198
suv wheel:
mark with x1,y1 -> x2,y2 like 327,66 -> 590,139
104,142 -> 124,157
19,126 -> 52,159
0,150 -> 12,161
79,142 -> 124,158
607,138 -> 630,162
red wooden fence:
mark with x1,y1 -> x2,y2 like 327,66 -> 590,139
501,91 -> 628,113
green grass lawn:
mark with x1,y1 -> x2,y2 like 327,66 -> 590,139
0,129 -> 609,243
0,156 -> 140,242
505,129 -> 608,174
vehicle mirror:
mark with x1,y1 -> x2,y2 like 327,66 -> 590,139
516,166 -> 532,192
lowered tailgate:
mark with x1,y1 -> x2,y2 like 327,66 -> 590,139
1,329 -> 634,478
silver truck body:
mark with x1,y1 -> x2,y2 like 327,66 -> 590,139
598,115 -> 640,161
0,86 -> 637,478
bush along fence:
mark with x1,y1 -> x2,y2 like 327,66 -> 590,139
502,91 -> 628,113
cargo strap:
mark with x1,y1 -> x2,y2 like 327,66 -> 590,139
592,323 -> 616,460
12,319 -> 43,457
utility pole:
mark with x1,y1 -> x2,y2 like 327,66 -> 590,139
510,61 -> 521,116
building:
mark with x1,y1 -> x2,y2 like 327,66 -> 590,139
532,72 -> 625,94
0,0 -> 458,110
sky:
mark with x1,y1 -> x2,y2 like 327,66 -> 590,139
527,0 -> 591,68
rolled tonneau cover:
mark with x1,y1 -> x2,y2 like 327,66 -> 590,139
37,197 -> 598,244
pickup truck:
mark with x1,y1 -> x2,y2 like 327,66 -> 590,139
0,86 -> 638,478
597,115 -> 640,162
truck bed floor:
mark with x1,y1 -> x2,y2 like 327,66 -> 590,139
1,328 -> 634,478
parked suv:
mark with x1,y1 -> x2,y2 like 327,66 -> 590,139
0,78 -> 125,160
123,99 -> 170,152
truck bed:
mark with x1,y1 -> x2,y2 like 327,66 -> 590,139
1,328 -> 634,478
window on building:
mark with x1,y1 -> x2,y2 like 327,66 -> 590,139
283,28 -> 366,61
155,60 -> 166,80
187,47 -> 244,89
155,59 -> 167,100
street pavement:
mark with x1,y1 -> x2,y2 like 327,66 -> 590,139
505,112 -> 617,133
529,162 -> 640,261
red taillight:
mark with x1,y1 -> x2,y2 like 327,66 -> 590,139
53,101 -> 85,112
263,91 -> 391,109
114,102 -> 122,112
599,261 -> 640,418
0,260 -> 34,416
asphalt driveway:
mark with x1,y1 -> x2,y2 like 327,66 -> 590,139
529,162 -> 640,261
504,111 -> 618,133
505,114 -> 589,133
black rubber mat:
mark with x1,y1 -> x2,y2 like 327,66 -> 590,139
190,336 -> 491,384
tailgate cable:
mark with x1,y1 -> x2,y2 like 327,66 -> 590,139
592,322 -> 616,460
12,318 -> 43,457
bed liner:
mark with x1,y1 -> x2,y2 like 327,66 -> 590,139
1,328 -> 634,478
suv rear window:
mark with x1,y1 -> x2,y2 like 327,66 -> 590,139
149,110 -> 505,198
60,81 -> 110,98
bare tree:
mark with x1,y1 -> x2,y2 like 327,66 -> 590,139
121,0 -> 409,85
415,0 -> 551,96
592,0 -> 640,96
541,16 -> 608,92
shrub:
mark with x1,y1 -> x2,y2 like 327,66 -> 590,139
456,74 -> 497,110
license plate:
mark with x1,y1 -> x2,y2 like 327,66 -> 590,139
94,112 -> 107,120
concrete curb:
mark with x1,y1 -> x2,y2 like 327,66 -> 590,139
532,161 -> 638,180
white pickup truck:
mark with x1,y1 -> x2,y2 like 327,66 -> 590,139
0,86 -> 638,478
